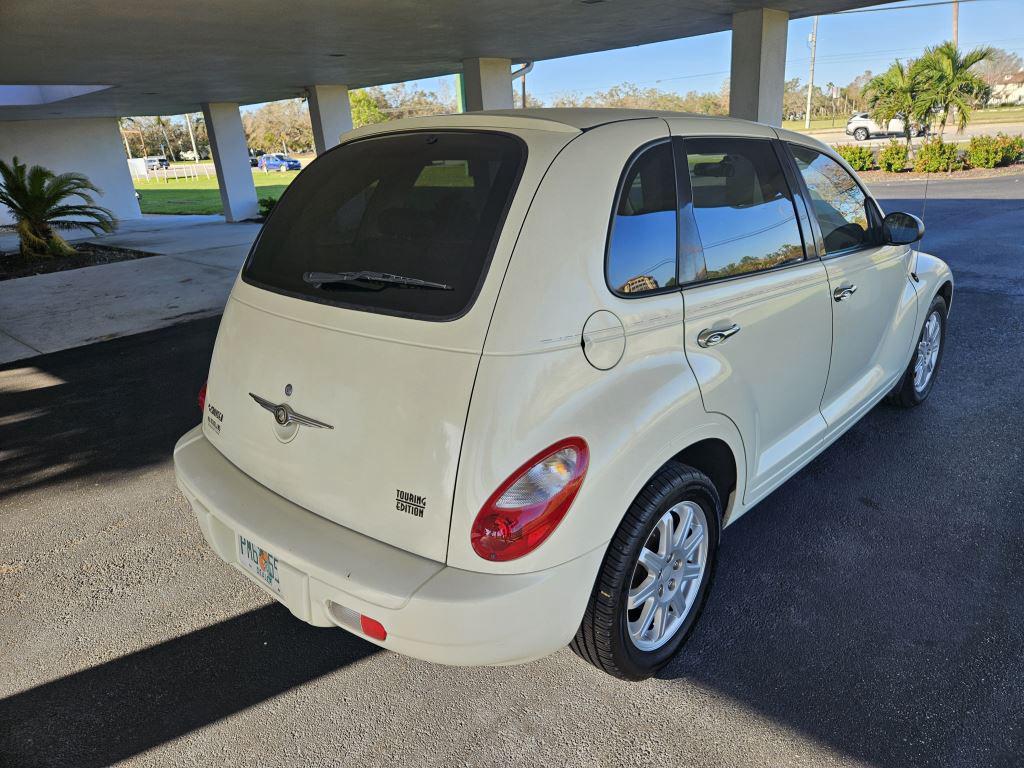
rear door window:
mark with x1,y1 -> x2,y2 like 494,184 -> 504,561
243,131 -> 525,320
684,138 -> 805,280
606,141 -> 678,296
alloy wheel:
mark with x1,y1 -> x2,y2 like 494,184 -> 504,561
626,500 -> 708,651
913,310 -> 941,393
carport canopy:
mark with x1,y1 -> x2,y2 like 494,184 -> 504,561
0,0 -> 898,221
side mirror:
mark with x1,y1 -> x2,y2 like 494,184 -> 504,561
882,211 -> 925,245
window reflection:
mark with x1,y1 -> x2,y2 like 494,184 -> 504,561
790,145 -> 870,254
607,142 -> 678,295
685,139 -> 804,280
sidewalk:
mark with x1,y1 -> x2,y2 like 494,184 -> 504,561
0,215 -> 260,365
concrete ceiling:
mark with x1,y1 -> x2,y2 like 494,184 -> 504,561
0,0 -> 896,122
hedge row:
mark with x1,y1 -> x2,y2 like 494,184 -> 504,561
833,134 -> 1024,173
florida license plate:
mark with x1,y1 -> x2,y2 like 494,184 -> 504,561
238,535 -> 281,594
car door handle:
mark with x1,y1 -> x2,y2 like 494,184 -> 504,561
697,324 -> 741,348
833,284 -> 858,302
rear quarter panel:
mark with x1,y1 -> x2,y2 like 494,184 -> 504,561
447,119 -> 745,574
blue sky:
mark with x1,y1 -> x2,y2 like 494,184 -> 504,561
404,0 -> 1024,102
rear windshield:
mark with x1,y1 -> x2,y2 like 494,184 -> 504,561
243,131 -> 526,320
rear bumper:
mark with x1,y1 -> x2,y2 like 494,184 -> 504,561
173,426 -> 602,666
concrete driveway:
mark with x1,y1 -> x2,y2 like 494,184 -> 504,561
0,215 -> 259,365
1,175 -> 1022,767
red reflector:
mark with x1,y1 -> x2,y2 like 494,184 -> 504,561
360,614 -> 387,641
198,381 -> 207,413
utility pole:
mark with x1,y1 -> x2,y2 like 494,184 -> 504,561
184,113 -> 200,163
119,119 -> 133,159
952,1 -> 959,46
804,15 -> 819,130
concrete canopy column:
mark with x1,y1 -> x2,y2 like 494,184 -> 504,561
201,102 -> 258,222
307,84 -> 353,154
728,8 -> 789,127
460,58 -> 513,111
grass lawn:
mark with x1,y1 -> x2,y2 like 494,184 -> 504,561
134,171 -> 300,215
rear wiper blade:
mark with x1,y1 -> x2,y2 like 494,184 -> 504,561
303,270 -> 453,291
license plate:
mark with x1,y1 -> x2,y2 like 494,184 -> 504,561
238,535 -> 281,594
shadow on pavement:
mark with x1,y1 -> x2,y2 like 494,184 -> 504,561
0,604 -> 378,767
0,316 -> 220,502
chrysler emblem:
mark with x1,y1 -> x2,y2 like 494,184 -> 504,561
249,393 -> 334,430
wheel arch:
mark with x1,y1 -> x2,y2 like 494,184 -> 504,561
913,251 -> 954,322
670,438 -> 739,525
622,418 -> 747,532
937,279 -> 953,314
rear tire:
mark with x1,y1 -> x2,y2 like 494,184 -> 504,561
888,294 -> 947,408
570,462 -> 721,680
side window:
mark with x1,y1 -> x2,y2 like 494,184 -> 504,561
685,138 -> 805,281
790,145 -> 871,255
606,142 -> 678,295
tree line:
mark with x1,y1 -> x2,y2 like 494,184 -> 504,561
118,45 -> 1020,161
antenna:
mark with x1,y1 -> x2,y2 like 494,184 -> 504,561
915,173 -> 932,271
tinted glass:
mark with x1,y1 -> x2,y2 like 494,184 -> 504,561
606,142 -> 678,295
790,145 -> 871,254
244,131 -> 524,320
685,139 -> 805,280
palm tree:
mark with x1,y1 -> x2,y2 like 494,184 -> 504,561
914,41 -> 993,137
0,157 -> 117,259
865,60 -> 922,148
153,116 -> 176,161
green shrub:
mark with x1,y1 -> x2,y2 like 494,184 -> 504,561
995,133 -> 1024,165
834,144 -> 875,171
258,196 -> 277,217
878,141 -> 909,172
913,138 -> 964,173
965,135 -> 1003,168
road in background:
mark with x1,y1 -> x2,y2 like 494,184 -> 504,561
798,119 -> 1024,147
1,175 -> 1022,767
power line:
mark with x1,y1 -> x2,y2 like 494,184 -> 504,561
835,0 -> 993,14
527,35 -> 1022,98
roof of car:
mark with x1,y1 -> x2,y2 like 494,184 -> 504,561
478,107 -> 725,130
340,107 -> 835,157
343,107 -> 789,141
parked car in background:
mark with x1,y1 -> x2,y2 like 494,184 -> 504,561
846,112 -> 926,141
175,109 -> 952,681
258,153 -> 301,172
144,156 -> 170,170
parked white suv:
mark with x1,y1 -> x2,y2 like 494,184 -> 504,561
846,111 -> 926,141
174,109 -> 952,680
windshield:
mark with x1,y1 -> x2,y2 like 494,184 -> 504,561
243,130 -> 526,320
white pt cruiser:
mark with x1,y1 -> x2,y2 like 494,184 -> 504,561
174,109 -> 952,680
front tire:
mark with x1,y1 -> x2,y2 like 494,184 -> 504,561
571,462 -> 721,680
853,127 -> 869,141
888,294 -> 947,407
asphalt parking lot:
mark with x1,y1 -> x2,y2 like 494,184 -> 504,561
1,173 -> 1022,768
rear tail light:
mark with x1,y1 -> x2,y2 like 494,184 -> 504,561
198,381 -> 207,413
472,437 -> 589,562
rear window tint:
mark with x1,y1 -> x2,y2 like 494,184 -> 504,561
243,131 -> 526,320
